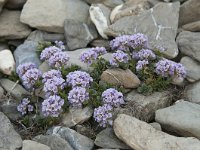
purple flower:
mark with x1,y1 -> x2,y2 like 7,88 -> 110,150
17,98 -> 34,115
136,60 -> 149,71
68,87 -> 89,108
93,104 -> 113,127
21,68 -> 42,90
43,76 -> 66,97
40,46 -> 63,61
102,88 -> 124,107
66,71 -> 93,88
16,63 -> 37,78
42,95 -> 64,117
27,105 -> 34,112
48,52 -> 70,69
92,47 -> 107,56
42,70 -> 62,83
55,41 -> 65,50
80,49 -> 98,65
133,49 -> 156,60
110,50 -> 130,67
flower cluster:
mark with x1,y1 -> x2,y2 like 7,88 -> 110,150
16,63 -> 37,78
155,59 -> 186,78
42,95 -> 64,117
133,49 -> 156,60
55,41 -> 65,50
93,104 -> 113,127
40,46 -> 62,61
110,33 -> 148,51
136,60 -> 149,71
68,87 -> 89,108
66,71 -> 93,88
110,50 -> 129,67
42,69 -> 62,83
17,98 -> 34,115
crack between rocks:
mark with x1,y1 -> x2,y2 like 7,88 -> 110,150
83,23 -> 93,40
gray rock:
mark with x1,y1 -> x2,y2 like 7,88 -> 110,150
177,31 -> 200,62
179,0 -> 200,26
95,128 -> 131,149
0,112 -> 22,150
185,81 -> 200,104
156,101 -> 200,139
75,125 -> 96,139
5,0 -> 27,10
101,68 -> 141,89
62,107 -> 93,127
182,21 -> 200,32
97,149 -> 120,150
106,2 -> 180,59
20,0 -> 89,33
0,0 -> 6,13
162,0 -> 188,2
33,135 -> 74,150
39,61 -> 50,74
114,114 -> 200,150
180,56 -> 200,82
0,9 -> 31,40
147,0 -> 161,6
0,79 -> 30,101
14,41 -> 41,67
47,126 -> 94,150
0,85 -> 4,99
64,19 -> 98,50
90,39 -> 110,50
0,42 -> 8,50
22,140 -> 50,150
150,122 -> 162,131
113,90 -> 172,122
83,0 -> 124,8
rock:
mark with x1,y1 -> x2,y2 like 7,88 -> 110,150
105,2 -> 180,59
47,126 -> 94,150
0,79 -> 30,101
114,114 -> 200,150
62,107 -> 93,127
89,4 -> 111,39
83,0 -> 124,8
14,41 -> 41,68
0,49 -> 15,75
0,86 -> 4,99
177,31 -> 200,62
64,19 -> 98,50
33,135 -> 74,150
0,9 -> 31,40
156,101 -> 200,139
110,0 -> 151,23
22,140 -> 50,150
95,128 -> 131,149
113,90 -> 172,122
0,42 -> 8,50
97,149 -> 120,150
101,68 -> 140,88
20,0 -> 89,33
180,56 -> 200,82
27,30 -> 65,42
90,39 -> 110,50
185,81 -> 200,104
75,125 -> 96,139
0,0 -> 6,13
147,0 -> 160,6
182,21 -> 200,32
171,76 -> 184,86
39,61 -> 50,74
5,0 -> 27,10
179,0 -> 200,26
150,122 -> 162,131
0,112 -> 22,150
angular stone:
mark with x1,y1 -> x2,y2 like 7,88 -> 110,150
0,0 -> 6,13
180,56 -> 200,82
62,107 -> 93,127
0,85 -> 4,99
185,81 -> 200,104
114,114 -> 200,150
14,41 -> 41,68
47,126 -> 94,150
64,19 -> 98,50
101,68 -> 140,89
39,61 -> 50,74
177,31 -> 200,62
95,128 -> 131,149
75,125 -> 96,139
156,101 -> 200,139
22,140 -> 50,150
0,112 -> 22,150
150,122 -> 162,131
33,135 -> 74,150
90,39 -> 110,50
0,79 -> 30,101
84,0 -> 124,8
182,21 -> 200,32
20,0 -> 89,33
179,0 -> 200,26
90,4 -> 111,39
5,0 -> 27,10
113,90 -> 172,122
0,9 -> 31,40
106,2 -> 180,59
0,49 -> 15,75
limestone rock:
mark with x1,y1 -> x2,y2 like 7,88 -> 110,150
150,122 -> 162,131
0,0 -> 6,12
0,9 -> 31,40
20,0 -> 89,33
75,125 -> 96,139
105,2 -> 180,58
22,140 -> 50,150
156,101 -> 200,139
84,0 -> 124,8
101,68 -> 140,88
185,81 -> 200,104
182,21 -> 200,32
90,39 -> 110,50
114,114 -> 200,150
0,49 -> 15,75
0,85 -> 4,99
5,0 -> 27,10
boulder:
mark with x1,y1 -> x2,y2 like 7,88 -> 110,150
5,0 -> 27,10
83,0 -> 124,8
185,81 -> 200,104
22,140 -> 50,150
182,21 -> 200,32
0,85 -> 4,99
90,39 -> 110,50
150,122 -> 162,131
0,0 -> 6,12
114,114 -> 200,150
75,125 -> 96,139
20,0 -> 89,33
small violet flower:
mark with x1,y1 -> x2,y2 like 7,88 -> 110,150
80,49 -> 98,65
17,98 -> 34,115
110,50 -> 129,67
40,46 -> 63,61
42,69 -> 62,83
16,63 -> 37,78
133,49 -> 156,60
136,60 -> 149,71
